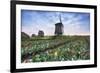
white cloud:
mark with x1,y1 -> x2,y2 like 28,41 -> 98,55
22,11 -> 90,36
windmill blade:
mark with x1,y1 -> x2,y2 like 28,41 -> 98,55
59,13 -> 62,23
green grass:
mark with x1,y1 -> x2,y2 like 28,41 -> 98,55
21,36 -> 90,63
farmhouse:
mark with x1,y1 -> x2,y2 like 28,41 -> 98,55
38,30 -> 44,37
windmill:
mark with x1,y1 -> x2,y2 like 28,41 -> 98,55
55,13 -> 64,36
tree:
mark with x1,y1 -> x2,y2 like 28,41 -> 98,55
21,32 -> 30,40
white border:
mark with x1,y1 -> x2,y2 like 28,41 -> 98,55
16,4 -> 94,69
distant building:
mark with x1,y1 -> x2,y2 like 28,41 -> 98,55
55,14 -> 64,35
38,30 -> 44,37
31,34 -> 36,37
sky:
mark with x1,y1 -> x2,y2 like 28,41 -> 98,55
21,10 -> 90,36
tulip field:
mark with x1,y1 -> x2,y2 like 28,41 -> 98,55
21,36 -> 90,63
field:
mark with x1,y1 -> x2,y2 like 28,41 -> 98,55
21,36 -> 90,63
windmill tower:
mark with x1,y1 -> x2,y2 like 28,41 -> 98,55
55,14 -> 64,36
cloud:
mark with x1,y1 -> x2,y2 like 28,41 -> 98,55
21,10 -> 90,36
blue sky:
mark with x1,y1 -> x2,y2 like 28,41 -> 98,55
21,10 -> 90,36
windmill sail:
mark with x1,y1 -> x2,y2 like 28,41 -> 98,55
59,14 -> 62,23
